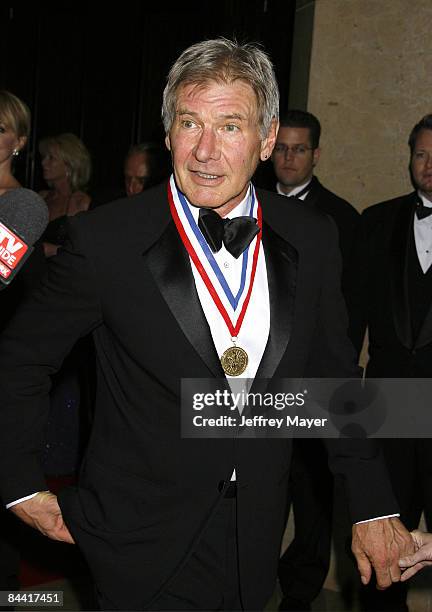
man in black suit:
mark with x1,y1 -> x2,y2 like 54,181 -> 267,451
348,113 -> 432,611
272,110 -> 358,277
272,110 -> 359,611
0,39 -> 412,611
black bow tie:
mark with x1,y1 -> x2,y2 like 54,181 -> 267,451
198,208 -> 260,259
416,199 -> 432,220
416,200 -> 432,219
288,183 -> 311,199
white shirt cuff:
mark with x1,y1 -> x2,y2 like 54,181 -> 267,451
6,492 -> 40,509
355,513 -> 400,524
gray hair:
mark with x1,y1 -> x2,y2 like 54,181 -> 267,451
162,37 -> 279,139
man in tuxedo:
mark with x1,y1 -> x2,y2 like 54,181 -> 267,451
348,114 -> 432,611
0,39 -> 412,611
272,110 -> 359,611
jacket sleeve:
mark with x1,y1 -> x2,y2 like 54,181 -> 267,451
0,217 -> 102,505
305,215 -> 399,523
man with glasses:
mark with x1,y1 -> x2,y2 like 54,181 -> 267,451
272,110 -> 359,612
272,110 -> 359,276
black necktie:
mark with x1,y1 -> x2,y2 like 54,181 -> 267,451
198,208 -> 260,259
416,199 -> 432,220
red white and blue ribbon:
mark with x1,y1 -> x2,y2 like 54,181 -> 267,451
168,177 -> 262,339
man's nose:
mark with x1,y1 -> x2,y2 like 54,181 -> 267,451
284,147 -> 295,160
126,178 -> 142,196
194,128 -> 221,162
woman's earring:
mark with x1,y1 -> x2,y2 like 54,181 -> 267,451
13,149 -> 19,157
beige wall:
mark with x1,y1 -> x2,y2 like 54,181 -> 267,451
307,0 -> 432,211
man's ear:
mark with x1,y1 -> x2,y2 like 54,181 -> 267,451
165,134 -> 171,151
260,118 -> 279,161
312,147 -> 321,167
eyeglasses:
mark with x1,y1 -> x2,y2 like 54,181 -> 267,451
412,150 -> 432,163
273,144 -> 314,156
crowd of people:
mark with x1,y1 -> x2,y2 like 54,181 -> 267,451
1,35 -> 432,612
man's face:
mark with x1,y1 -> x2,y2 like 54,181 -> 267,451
166,80 -> 277,216
124,152 -> 150,197
271,126 -> 320,194
410,129 -> 432,200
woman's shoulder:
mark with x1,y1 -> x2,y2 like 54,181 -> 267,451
71,190 -> 91,212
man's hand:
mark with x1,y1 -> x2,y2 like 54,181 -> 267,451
352,517 -> 414,588
399,530 -> 432,581
9,491 -> 74,544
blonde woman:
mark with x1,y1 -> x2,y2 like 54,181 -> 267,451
0,90 -> 30,195
39,133 -> 92,256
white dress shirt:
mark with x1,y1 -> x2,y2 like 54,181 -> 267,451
170,176 -> 270,386
276,179 -> 311,200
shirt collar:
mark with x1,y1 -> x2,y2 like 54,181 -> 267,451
180,181 -> 253,224
276,178 -> 312,199
417,190 -> 432,209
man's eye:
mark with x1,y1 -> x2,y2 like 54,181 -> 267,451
415,152 -> 426,160
181,120 -> 195,129
0,126 -> 5,134
224,124 -> 239,133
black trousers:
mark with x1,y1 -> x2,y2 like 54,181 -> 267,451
278,439 -> 333,606
97,493 -> 242,611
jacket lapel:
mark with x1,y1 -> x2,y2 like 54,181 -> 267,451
251,222 -> 297,387
416,304 -> 432,349
390,194 -> 416,349
144,220 -> 225,379
414,207 -> 432,348
303,175 -> 320,208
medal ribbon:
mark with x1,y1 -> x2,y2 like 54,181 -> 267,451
176,188 -> 252,310
167,182 -> 262,339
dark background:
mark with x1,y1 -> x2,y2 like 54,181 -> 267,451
0,1 -> 296,196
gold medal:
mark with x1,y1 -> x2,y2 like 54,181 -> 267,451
221,345 -> 248,377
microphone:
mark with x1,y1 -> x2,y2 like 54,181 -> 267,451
0,188 -> 49,286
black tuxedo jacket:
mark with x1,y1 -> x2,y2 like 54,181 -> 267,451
0,182 -> 397,610
347,191 -> 432,377
304,176 -> 359,276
